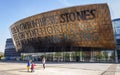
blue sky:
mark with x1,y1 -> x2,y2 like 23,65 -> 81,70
0,0 -> 120,52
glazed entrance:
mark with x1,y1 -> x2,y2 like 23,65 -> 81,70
21,48 -> 115,63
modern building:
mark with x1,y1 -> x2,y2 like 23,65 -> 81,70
10,3 -> 116,62
4,38 -> 20,60
112,18 -> 120,62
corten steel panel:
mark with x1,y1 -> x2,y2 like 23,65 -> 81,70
10,3 -> 116,52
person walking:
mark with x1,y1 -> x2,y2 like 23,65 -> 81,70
42,57 -> 46,69
27,60 -> 32,72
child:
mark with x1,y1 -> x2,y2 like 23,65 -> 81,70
31,62 -> 36,72
27,60 -> 31,72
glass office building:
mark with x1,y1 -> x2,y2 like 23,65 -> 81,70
112,18 -> 120,62
4,38 -> 20,60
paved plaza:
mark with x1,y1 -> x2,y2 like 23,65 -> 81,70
0,62 -> 120,75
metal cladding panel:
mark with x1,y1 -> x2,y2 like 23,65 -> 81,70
10,3 -> 116,52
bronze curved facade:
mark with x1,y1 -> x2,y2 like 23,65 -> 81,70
10,3 -> 115,52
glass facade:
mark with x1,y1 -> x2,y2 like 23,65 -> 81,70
21,48 -> 115,63
4,38 -> 21,60
112,18 -> 120,62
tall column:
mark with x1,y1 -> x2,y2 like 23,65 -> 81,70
90,50 -> 93,62
53,52 -> 55,62
70,52 -> 72,61
80,50 -> 82,61
70,47 -> 72,62
90,49 -> 94,62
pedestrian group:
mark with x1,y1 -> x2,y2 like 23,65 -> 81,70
27,56 -> 46,72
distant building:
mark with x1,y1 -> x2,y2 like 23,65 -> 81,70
112,18 -> 120,62
4,38 -> 20,60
